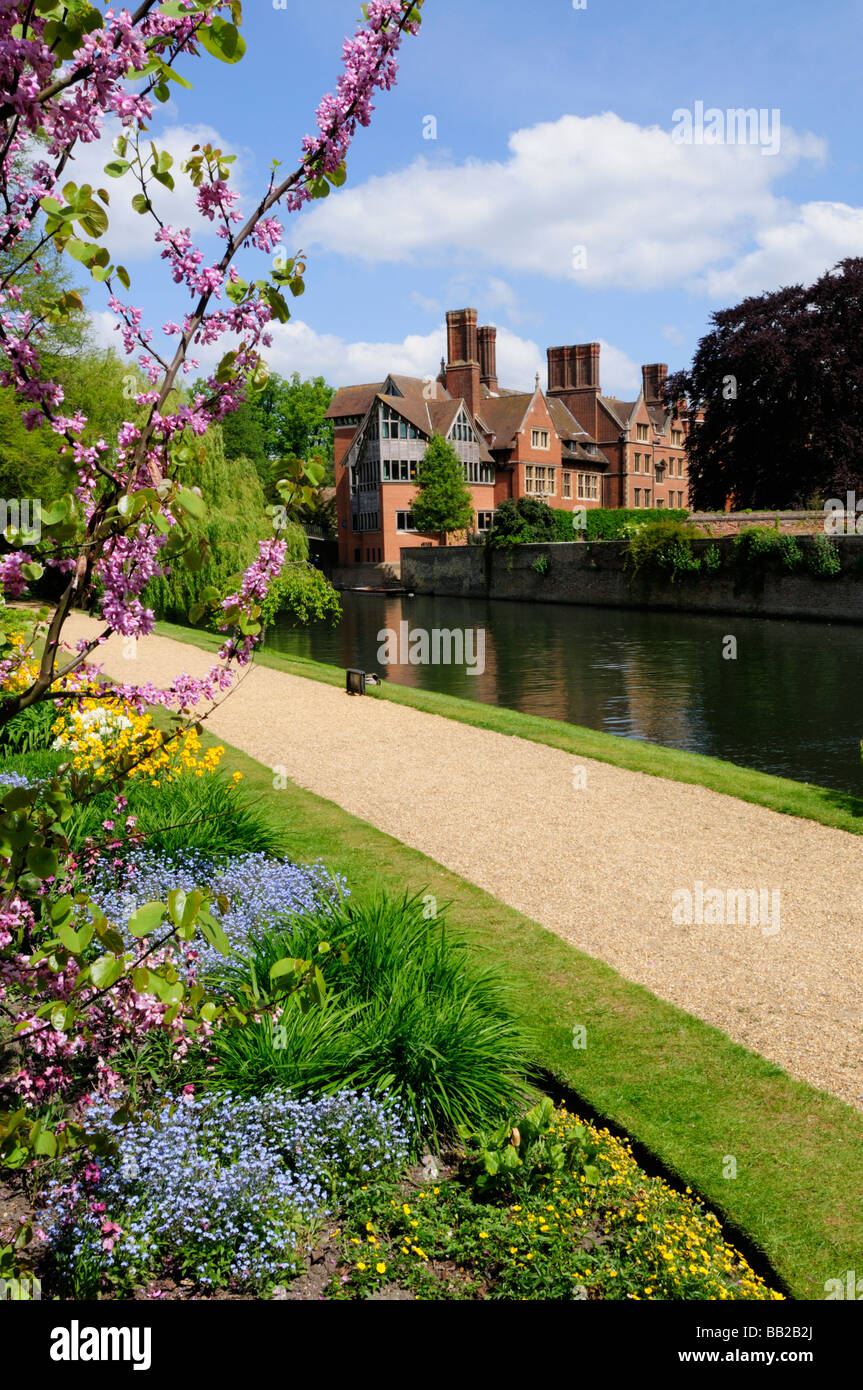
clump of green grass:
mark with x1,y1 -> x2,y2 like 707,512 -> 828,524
64,771 -> 287,862
209,890 -> 534,1142
0,698 -> 59,756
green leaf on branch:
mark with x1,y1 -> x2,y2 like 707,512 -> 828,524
168,888 -> 187,926
198,909 -> 231,958
50,1003 -> 72,1034
198,16 -> 246,64
57,922 -> 94,955
50,895 -> 75,927
90,956 -> 123,991
215,350 -> 238,383
128,901 -> 165,938
177,487 -> 206,520
270,957 -> 303,984
181,891 -> 204,928
65,238 -> 97,265
263,286 -> 290,324
26,846 -> 58,879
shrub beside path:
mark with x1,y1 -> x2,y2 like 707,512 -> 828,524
64,616 -> 863,1111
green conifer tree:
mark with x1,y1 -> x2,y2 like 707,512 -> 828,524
410,433 -> 475,542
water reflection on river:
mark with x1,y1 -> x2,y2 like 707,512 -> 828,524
265,592 -> 863,797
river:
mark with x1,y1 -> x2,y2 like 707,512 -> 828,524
265,592 -> 863,797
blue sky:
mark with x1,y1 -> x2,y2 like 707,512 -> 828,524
84,0 -> 863,397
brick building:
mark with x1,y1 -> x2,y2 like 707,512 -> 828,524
326,307 -> 692,565
546,345 -> 691,510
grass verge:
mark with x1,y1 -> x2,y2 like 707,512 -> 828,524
155,619 -> 863,836
193,727 -> 862,1301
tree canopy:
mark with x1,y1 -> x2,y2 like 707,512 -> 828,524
219,371 -> 337,496
666,257 -> 863,510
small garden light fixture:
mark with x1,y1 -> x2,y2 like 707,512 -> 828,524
346,670 -> 383,696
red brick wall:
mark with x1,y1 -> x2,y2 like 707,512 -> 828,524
509,396 -> 563,501
625,401 -> 690,510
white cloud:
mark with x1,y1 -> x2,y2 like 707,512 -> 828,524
64,120 -> 246,263
293,111 -> 856,299
260,319 -> 545,393
696,201 -> 863,300
263,320 -> 445,384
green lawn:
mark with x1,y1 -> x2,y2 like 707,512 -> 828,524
198,731 -> 862,1302
156,619 -> 863,836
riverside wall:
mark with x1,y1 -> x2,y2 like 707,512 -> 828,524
400,536 -> 863,622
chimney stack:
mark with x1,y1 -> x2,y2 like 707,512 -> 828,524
642,363 -> 668,406
547,343 -> 601,393
445,308 -> 481,416
478,324 -> 498,394
546,343 -> 601,435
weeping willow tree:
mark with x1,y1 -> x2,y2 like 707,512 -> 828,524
145,428 -> 307,623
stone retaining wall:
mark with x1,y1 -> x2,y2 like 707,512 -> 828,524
332,562 -> 402,589
688,511 -> 832,537
400,536 -> 863,622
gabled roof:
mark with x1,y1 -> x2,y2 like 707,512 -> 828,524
546,396 -> 592,443
385,374 -> 450,402
326,383 -> 384,419
599,396 -> 638,430
647,406 -> 669,434
375,393 -> 493,462
428,399 -> 461,437
478,393 -> 534,450
377,392 -> 432,436
432,399 -> 494,462
481,383 -> 524,399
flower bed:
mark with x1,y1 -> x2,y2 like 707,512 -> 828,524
2,721 -> 785,1303
38,1088 -> 410,1297
330,1105 -> 783,1302
84,848 -> 347,974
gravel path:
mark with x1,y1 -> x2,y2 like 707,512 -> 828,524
64,616 -> 863,1109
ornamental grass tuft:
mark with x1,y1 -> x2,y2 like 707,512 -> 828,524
67,772 -> 286,862
208,890 -> 534,1142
